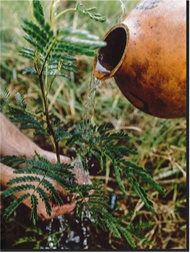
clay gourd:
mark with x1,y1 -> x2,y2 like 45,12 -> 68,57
94,0 -> 186,118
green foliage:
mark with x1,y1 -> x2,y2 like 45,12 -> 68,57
76,3 -> 106,22
7,106 -> 47,136
0,87 -> 10,111
32,0 -> 45,24
1,153 -> 75,223
15,92 -> 26,109
3,193 -> 31,220
0,0 -> 165,249
30,194 -> 39,225
18,1 -> 106,80
64,120 -> 164,212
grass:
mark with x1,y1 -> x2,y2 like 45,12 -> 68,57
0,0 -> 187,250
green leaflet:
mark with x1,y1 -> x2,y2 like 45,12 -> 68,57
0,155 -> 27,168
14,236 -> 37,245
106,219 -> 121,238
126,171 -> 156,213
7,176 -> 41,186
76,3 -> 106,22
26,227 -> 43,235
22,19 -> 50,48
97,122 -> 114,132
15,93 -> 26,109
13,168 -> 46,176
23,35 -> 44,52
113,162 -> 126,194
21,67 -> 37,75
41,179 -> 64,205
54,128 -> 72,142
3,193 -> 30,220
123,161 -> 165,195
117,225 -> 136,249
36,187 -> 52,216
30,194 -> 38,225
1,184 -> 35,198
32,0 -> 45,25
8,107 -> 45,133
0,87 -> 10,103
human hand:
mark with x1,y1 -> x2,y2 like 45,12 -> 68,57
31,149 -> 91,219
38,149 -> 91,185
1,150 -> 92,220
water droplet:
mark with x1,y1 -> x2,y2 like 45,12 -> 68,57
48,236 -> 52,242
49,242 -> 54,248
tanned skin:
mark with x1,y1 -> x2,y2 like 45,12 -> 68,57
0,113 -> 90,219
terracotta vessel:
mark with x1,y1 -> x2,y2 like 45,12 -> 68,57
94,0 -> 186,118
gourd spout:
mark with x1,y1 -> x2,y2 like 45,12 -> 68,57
93,24 -> 129,81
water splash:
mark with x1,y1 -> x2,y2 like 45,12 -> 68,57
72,158 -> 91,185
41,214 -> 92,249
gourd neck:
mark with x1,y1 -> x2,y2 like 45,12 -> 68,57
93,23 -> 129,81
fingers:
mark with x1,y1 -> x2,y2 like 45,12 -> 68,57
39,203 -> 76,220
39,149 -> 71,164
54,203 -> 76,216
60,155 -> 71,164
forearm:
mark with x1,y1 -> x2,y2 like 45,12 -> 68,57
0,113 -> 41,158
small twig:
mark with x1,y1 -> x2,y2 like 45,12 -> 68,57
38,73 -> 60,162
52,8 -> 77,24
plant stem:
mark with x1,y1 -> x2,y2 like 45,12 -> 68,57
40,36 -> 57,76
52,8 -> 77,24
38,73 -> 60,163
50,0 -> 55,25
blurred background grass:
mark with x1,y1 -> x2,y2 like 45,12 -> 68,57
0,0 -> 187,249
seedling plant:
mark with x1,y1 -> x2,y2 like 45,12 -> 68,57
0,0 -> 165,249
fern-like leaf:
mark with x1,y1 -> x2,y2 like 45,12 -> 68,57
126,171 -> 155,213
13,168 -> 45,176
54,128 -> 72,142
105,220 -> 121,239
0,87 -> 10,111
0,87 -> 10,102
14,236 -> 37,245
41,179 -> 64,205
76,3 -> 106,22
97,122 -> 114,133
30,194 -> 39,225
117,225 -> 136,248
123,161 -> 165,195
19,47 -> 35,60
0,156 -> 26,168
1,184 -> 35,198
22,19 -> 49,48
36,187 -> 52,216
7,176 -> 41,186
3,193 -> 30,220
113,162 -> 126,194
15,93 -> 26,109
32,0 -> 45,25
21,67 -> 37,75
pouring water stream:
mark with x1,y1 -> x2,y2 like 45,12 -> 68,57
43,71 -> 106,249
